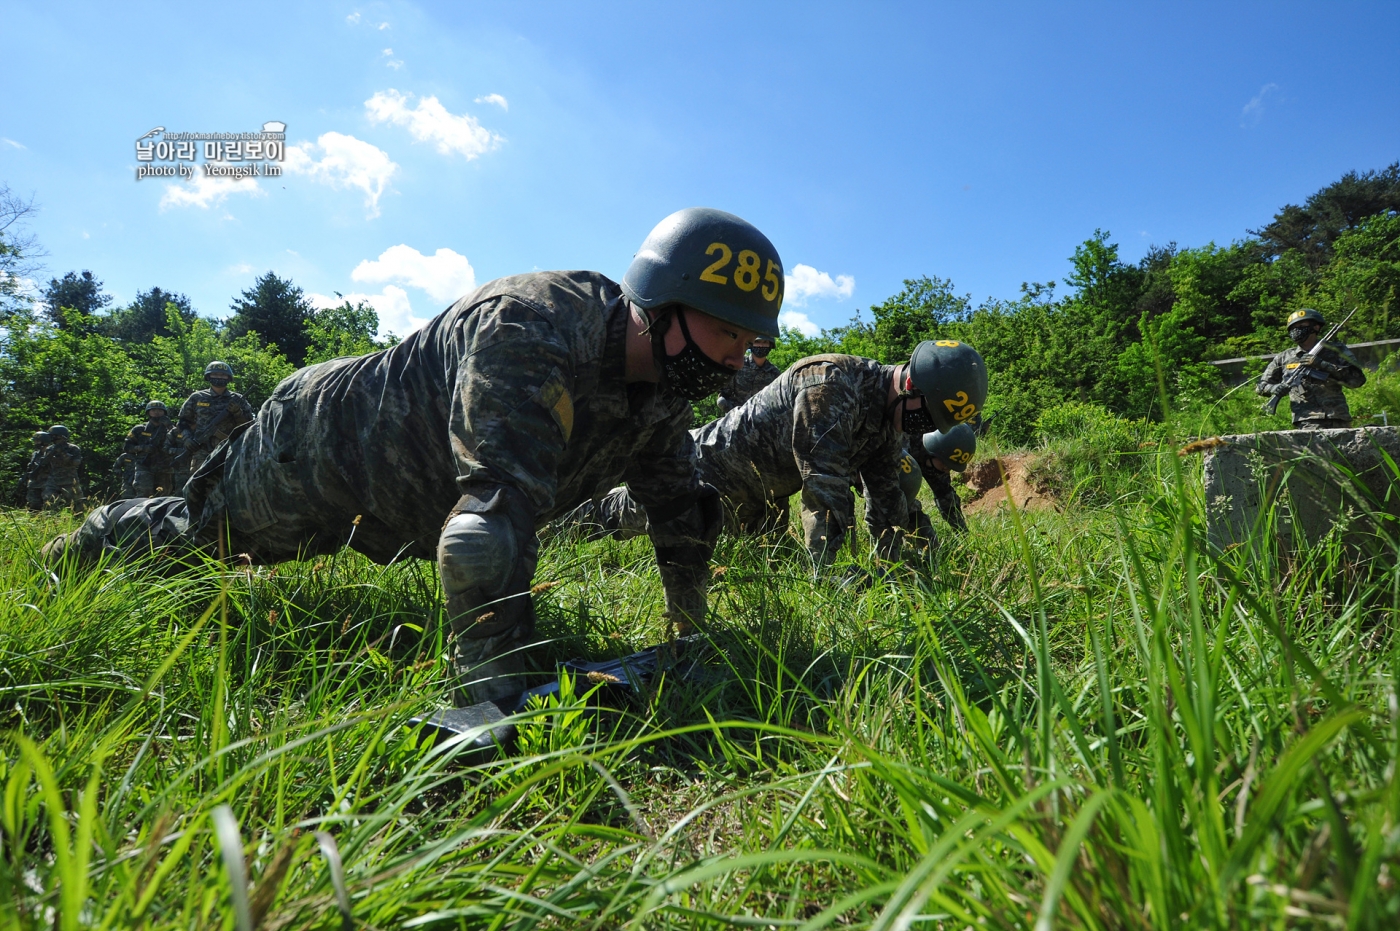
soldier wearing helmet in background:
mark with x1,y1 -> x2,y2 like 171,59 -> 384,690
716,336 -> 779,413
124,400 -> 177,497
1256,308 -> 1366,429
570,339 -> 988,575
174,361 -> 255,478
145,207 -> 778,710
40,424 -> 84,511
21,431 -> 51,510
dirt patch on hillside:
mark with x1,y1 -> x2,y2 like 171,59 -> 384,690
962,454 -> 1058,515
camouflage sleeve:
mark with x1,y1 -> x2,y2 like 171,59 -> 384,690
1324,344 -> 1367,389
451,303 -> 576,516
791,381 -> 861,568
1256,355 -> 1284,396
625,410 -> 714,626
177,395 -> 198,432
925,467 -> 968,532
123,426 -> 145,457
236,395 -> 256,423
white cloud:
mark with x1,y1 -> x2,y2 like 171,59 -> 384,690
228,262 -> 255,275
784,263 -> 855,306
159,172 -> 265,210
377,22 -> 389,29
475,93 -> 508,111
346,12 -> 360,23
309,285 -> 425,337
284,132 -> 398,218
1,138 -> 25,150
1241,83 -> 1278,126
365,89 -> 500,159
351,244 -> 475,303
779,310 -> 820,337
383,48 -> 392,55
386,58 -> 404,70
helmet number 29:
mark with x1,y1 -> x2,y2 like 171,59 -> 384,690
943,390 -> 979,423
699,241 -> 783,303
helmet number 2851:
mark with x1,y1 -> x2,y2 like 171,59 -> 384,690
700,242 -> 783,303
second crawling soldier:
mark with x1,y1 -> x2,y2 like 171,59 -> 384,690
569,340 -> 988,574
174,362 -> 255,481
896,423 -> 975,552
124,400 -> 177,496
1256,308 -> 1367,429
716,335 -> 780,413
157,207 -> 781,708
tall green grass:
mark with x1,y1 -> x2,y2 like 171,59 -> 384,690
1,446 -> 1397,928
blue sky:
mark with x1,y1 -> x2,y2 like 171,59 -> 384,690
3,1 -> 1398,338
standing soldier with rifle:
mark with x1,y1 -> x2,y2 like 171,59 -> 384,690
41,424 -> 84,511
124,400 -> 176,496
1257,308 -> 1366,429
20,431 -> 51,510
113,453 -> 137,499
173,362 -> 255,487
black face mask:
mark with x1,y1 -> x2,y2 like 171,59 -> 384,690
654,309 -> 736,401
1289,325 -> 1317,346
888,394 -> 936,436
751,345 -> 772,358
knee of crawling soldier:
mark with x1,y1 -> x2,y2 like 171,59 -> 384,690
438,511 -> 518,599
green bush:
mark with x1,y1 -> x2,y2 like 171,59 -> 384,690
1029,401 -> 1164,504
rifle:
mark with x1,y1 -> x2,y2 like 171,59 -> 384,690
169,406 -> 233,468
1263,307 -> 1360,416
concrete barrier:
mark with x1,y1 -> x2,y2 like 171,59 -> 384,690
1202,426 -> 1400,551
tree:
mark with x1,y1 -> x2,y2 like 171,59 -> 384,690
0,184 -> 44,320
864,276 -> 970,363
41,270 -> 112,330
1252,162 -> 1400,268
101,287 -> 196,343
225,271 -> 313,366
304,297 -> 394,364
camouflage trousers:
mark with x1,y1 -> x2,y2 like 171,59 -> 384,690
133,468 -> 176,497
25,483 -> 44,511
1296,418 -> 1353,430
43,477 -> 84,511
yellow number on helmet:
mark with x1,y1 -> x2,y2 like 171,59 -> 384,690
762,259 -> 781,302
943,390 -> 970,413
700,243 -> 732,284
953,404 -> 978,423
734,250 -> 761,292
935,340 -> 960,347
900,458 -> 913,473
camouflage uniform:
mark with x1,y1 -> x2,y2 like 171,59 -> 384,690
573,354 -> 911,569
188,270 -> 714,633
115,449 -> 137,499
124,417 -> 176,496
23,440 -> 51,510
175,387 -> 255,474
41,496 -> 195,567
716,357 -> 780,413
1256,342 -> 1367,428
41,440 -> 84,509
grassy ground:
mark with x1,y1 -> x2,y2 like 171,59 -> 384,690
1,446 -> 1398,929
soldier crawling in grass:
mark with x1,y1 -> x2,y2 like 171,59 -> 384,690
43,207 -> 782,713
1256,307 -> 1367,429
568,339 -> 988,576
890,422 -> 975,554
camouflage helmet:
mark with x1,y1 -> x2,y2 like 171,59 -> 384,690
48,424 -> 71,439
145,399 -> 167,413
907,340 -> 988,434
621,207 -> 783,339
896,450 -> 923,501
1286,308 -> 1326,329
922,423 -> 978,472
204,360 -> 234,381
32,431 -> 50,444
